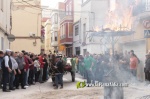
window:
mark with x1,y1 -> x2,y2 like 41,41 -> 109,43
146,0 -> 150,11
54,13 -> 58,24
69,2 -> 72,15
82,0 -> 87,3
1,0 -> 3,11
54,32 -> 58,41
1,37 -> 4,50
55,37 -> 57,41
66,5 -> 69,15
83,24 -> 86,42
68,23 -> 73,37
63,24 -> 66,38
75,25 -> 79,36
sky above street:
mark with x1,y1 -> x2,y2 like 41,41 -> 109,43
41,0 -> 64,8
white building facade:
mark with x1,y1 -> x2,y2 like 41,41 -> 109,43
50,10 -> 59,51
0,0 -> 12,50
73,0 -> 81,55
80,0 -> 109,55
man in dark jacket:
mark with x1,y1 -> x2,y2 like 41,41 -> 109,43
2,49 -> 12,92
145,54 -> 150,81
54,56 -> 64,89
0,51 -> 4,89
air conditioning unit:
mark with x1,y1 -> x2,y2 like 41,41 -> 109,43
29,33 -> 36,37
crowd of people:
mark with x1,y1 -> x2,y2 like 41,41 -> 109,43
1,48 -> 149,92
65,50 -> 141,84
0,49 -> 65,92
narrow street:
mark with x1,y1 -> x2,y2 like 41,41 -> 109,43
0,73 -> 150,99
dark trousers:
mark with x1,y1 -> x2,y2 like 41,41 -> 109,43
43,65 -> 48,81
14,69 -> 25,88
23,71 -> 27,86
9,71 -> 15,89
34,67 -> 39,82
55,73 -> 63,87
71,71 -> 75,82
85,69 -> 91,83
0,70 -> 2,88
145,71 -> 150,81
2,70 -> 9,91
28,69 -> 34,84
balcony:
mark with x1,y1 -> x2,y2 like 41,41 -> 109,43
51,41 -> 58,47
132,0 -> 150,17
60,34 -> 73,45
60,15 -> 73,24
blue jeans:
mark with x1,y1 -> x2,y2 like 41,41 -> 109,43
9,72 -> 15,89
55,73 -> 63,87
24,71 -> 27,86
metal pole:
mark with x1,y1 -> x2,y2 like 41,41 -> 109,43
112,36 -> 115,56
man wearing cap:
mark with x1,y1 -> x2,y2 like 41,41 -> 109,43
145,53 -> 150,81
1,49 -> 12,92
54,56 -> 64,89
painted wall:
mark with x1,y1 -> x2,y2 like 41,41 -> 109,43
80,0 -> 108,55
0,0 -> 11,50
10,0 -> 41,54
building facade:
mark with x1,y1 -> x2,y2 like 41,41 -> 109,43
44,19 -> 54,54
119,0 -> 150,81
59,0 -> 73,57
80,0 -> 109,56
11,0 -> 41,54
73,0 -> 81,55
50,2 -> 65,54
0,0 -> 12,50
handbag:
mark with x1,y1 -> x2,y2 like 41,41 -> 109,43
64,65 -> 72,71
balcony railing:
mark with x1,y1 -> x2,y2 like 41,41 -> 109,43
60,34 -> 66,40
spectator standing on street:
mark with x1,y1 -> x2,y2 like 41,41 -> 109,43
1,49 -> 12,92
24,52 -> 30,87
83,52 -> 94,83
130,52 -> 138,77
71,55 -> 76,82
38,53 -> 45,83
34,57 -> 40,83
54,56 -> 64,89
0,51 -> 4,89
28,54 -> 35,85
15,52 -> 26,89
9,52 -> 18,90
43,54 -> 48,82
145,54 -> 150,81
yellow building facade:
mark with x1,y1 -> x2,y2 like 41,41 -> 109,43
44,19 -> 54,54
10,0 -> 41,54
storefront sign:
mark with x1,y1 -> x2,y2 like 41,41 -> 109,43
144,30 -> 150,38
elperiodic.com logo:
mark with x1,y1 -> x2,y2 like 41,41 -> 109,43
76,81 -> 129,89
